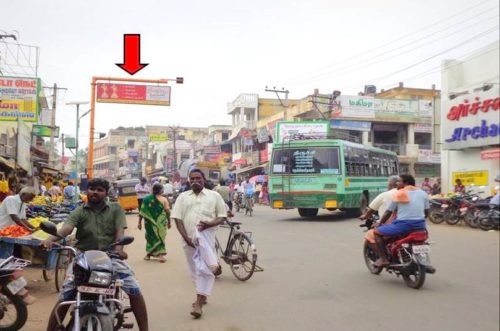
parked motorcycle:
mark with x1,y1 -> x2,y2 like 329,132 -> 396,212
478,204 -> 500,231
428,198 -> 448,224
360,216 -> 434,289
0,257 -> 31,331
40,222 -> 135,330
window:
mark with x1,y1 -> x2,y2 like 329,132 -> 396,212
127,140 -> 135,149
221,132 -> 229,141
272,147 -> 340,174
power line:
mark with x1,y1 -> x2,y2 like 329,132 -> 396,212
284,0 -> 495,84
342,25 -> 498,91
380,45 -> 500,88
298,15 -> 498,84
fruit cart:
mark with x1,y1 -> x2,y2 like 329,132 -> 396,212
0,236 -> 71,292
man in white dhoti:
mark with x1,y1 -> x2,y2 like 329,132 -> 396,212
171,168 -> 227,318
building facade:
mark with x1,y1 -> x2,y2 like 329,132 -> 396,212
440,43 -> 499,194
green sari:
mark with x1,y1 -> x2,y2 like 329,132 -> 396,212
139,194 -> 169,256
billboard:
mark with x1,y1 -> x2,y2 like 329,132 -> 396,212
96,83 -> 171,106
275,121 -> 330,143
149,133 -> 168,142
0,76 -> 41,122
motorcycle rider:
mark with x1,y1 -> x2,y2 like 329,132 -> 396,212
373,174 -> 430,268
42,178 -> 149,331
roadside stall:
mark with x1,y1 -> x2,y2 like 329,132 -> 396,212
0,221 -> 71,292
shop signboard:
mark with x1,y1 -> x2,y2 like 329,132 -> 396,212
275,121 -> 330,142
257,127 -> 270,143
0,76 -> 41,122
148,133 -> 168,142
334,96 -> 375,119
96,83 -> 171,106
204,145 -> 221,154
32,125 -> 60,138
452,170 -> 488,186
480,148 -> 500,160
418,99 -> 434,117
415,124 -> 432,133
442,88 -> 499,150
374,99 -> 419,121
417,150 -> 441,164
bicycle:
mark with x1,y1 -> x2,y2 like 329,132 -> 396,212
214,219 -> 263,281
243,194 -> 254,216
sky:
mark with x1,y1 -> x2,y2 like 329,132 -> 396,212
1,0 -> 499,150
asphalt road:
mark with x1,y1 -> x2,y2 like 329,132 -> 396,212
21,205 -> 499,331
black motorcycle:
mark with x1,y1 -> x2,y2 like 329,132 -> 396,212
0,257 -> 31,331
41,222 -> 135,330
478,204 -> 500,231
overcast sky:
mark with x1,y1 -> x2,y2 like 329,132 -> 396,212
1,0 -> 499,149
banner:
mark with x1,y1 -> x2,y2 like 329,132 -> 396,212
452,170 -> 488,186
0,76 -> 41,122
96,83 -> 171,106
149,133 -> 168,142
335,96 -> 375,119
276,121 -> 330,142
33,125 -> 59,138
374,99 -> 418,121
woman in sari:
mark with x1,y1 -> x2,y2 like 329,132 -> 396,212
139,183 -> 171,262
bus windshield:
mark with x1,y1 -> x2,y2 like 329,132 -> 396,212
272,147 -> 340,175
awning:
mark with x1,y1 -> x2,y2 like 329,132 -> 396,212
233,163 -> 268,175
0,156 -> 15,169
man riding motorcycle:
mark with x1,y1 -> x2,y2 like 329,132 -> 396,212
42,178 -> 149,331
372,174 -> 430,268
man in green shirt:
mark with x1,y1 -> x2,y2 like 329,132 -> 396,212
43,178 -> 149,331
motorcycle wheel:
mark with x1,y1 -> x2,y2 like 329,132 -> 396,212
478,216 -> 496,231
363,241 -> 383,275
0,288 -> 28,331
464,210 -> 479,228
402,263 -> 426,289
445,210 -> 461,225
69,313 -> 114,331
428,211 -> 445,224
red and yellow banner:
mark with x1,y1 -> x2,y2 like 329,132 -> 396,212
96,83 -> 171,106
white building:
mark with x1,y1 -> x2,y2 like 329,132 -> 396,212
441,42 -> 500,194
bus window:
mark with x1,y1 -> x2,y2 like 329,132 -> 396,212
272,147 -> 341,175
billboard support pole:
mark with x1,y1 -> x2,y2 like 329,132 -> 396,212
87,76 -> 171,179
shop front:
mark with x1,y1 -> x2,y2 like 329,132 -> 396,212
441,43 -> 500,194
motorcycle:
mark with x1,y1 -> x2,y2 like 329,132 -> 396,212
0,257 -> 31,331
40,222 -> 135,330
234,192 -> 244,212
360,215 -> 434,289
478,204 -> 500,231
428,198 -> 448,224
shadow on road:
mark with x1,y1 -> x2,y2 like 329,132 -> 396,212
278,210 -> 357,223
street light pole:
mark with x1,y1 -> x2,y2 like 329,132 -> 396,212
67,101 -> 89,178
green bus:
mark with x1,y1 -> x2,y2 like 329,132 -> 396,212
269,138 -> 399,217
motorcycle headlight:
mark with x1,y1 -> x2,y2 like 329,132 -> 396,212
88,271 -> 112,286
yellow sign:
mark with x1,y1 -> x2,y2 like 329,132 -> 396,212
148,133 -> 168,142
0,76 -> 41,122
452,170 -> 488,186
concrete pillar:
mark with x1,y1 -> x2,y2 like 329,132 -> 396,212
407,123 -> 415,145
362,131 -> 371,146
240,107 -> 245,125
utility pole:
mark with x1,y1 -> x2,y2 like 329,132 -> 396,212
265,86 -> 289,119
44,83 -> 67,168
61,133 -> 65,159
168,126 -> 180,172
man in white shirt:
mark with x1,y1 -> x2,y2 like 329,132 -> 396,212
0,187 -> 37,231
135,177 -> 150,227
361,175 -> 400,220
171,169 -> 227,319
162,178 -> 174,196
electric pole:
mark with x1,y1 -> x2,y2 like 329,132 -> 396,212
265,86 -> 289,119
44,83 -> 67,167
168,126 -> 180,172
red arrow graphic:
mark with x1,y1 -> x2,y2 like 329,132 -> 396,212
115,34 -> 149,75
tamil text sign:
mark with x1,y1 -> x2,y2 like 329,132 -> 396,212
452,170 -> 488,186
276,121 -> 330,142
0,76 -> 40,122
96,83 -> 171,106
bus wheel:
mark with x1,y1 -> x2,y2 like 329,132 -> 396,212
298,208 -> 318,217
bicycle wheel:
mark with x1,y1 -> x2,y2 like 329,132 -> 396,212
55,250 -> 72,292
228,233 -> 257,281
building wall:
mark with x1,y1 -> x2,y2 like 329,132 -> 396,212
440,42 -> 500,194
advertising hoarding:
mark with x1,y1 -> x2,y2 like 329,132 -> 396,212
96,83 -> 171,106
275,121 -> 330,143
0,76 -> 41,122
